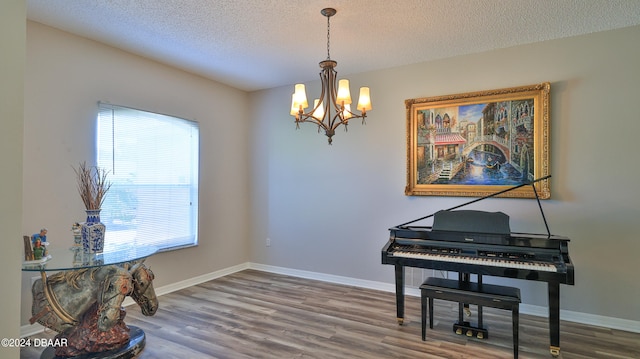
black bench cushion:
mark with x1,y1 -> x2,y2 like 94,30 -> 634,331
421,277 -> 521,305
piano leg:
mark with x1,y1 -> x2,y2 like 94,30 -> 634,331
460,273 -> 472,317
548,281 -> 561,357
395,265 -> 405,325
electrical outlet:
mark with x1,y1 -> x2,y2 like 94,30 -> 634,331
266,237 -> 271,247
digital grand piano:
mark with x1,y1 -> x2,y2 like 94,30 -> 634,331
382,176 -> 574,357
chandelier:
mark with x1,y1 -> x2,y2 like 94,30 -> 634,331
290,8 -> 372,145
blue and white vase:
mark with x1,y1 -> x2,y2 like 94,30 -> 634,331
81,209 -> 106,253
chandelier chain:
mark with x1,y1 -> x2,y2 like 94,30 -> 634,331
326,13 -> 331,60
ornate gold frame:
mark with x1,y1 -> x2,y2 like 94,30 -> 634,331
405,82 -> 550,198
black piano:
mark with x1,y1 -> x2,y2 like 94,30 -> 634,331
382,176 -> 574,357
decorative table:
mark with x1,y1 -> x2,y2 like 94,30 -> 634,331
23,244 -> 158,358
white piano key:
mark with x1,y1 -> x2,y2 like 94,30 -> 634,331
391,251 -> 558,272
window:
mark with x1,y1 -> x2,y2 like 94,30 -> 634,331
97,102 -> 199,252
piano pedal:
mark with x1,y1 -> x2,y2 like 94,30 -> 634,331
453,322 -> 488,340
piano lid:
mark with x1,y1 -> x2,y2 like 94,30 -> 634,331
396,175 -> 552,237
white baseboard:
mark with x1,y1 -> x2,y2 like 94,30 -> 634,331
21,261 -> 639,337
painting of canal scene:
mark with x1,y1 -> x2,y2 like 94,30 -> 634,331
405,83 -> 550,198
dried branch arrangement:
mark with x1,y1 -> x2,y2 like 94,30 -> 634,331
74,162 -> 112,210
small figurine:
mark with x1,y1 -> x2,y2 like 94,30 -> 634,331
33,237 -> 45,260
72,222 -> 82,246
32,228 -> 48,247
23,229 -> 52,264
30,228 -> 49,259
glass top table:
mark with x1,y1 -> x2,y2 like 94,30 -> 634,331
23,243 -> 159,358
22,244 -> 158,272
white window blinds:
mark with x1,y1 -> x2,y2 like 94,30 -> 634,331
97,102 -> 199,252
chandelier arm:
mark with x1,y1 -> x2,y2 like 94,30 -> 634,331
297,114 -> 326,129
330,112 -> 346,131
316,68 -> 329,125
331,66 -> 347,130
295,68 -> 331,129
297,115 -> 323,126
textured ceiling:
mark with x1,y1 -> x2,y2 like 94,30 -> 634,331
26,0 -> 640,92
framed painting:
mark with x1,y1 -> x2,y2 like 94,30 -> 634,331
405,82 -> 551,199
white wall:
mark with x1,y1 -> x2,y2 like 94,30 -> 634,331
20,22 -> 251,325
1,1 -> 25,358
250,25 -> 640,323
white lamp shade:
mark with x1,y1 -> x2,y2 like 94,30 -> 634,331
293,84 -> 308,110
342,104 -> 353,119
290,94 -> 298,116
336,79 -> 352,105
312,99 -> 325,120
357,87 -> 372,112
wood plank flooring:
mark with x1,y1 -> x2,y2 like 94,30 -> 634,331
21,270 -> 640,358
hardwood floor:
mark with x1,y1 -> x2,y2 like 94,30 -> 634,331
22,270 -> 640,358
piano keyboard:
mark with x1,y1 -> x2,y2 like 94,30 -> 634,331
391,250 -> 558,272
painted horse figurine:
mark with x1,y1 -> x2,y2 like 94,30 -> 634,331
129,261 -> 158,316
30,261 -> 158,356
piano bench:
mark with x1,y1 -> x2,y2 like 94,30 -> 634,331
420,277 -> 521,358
